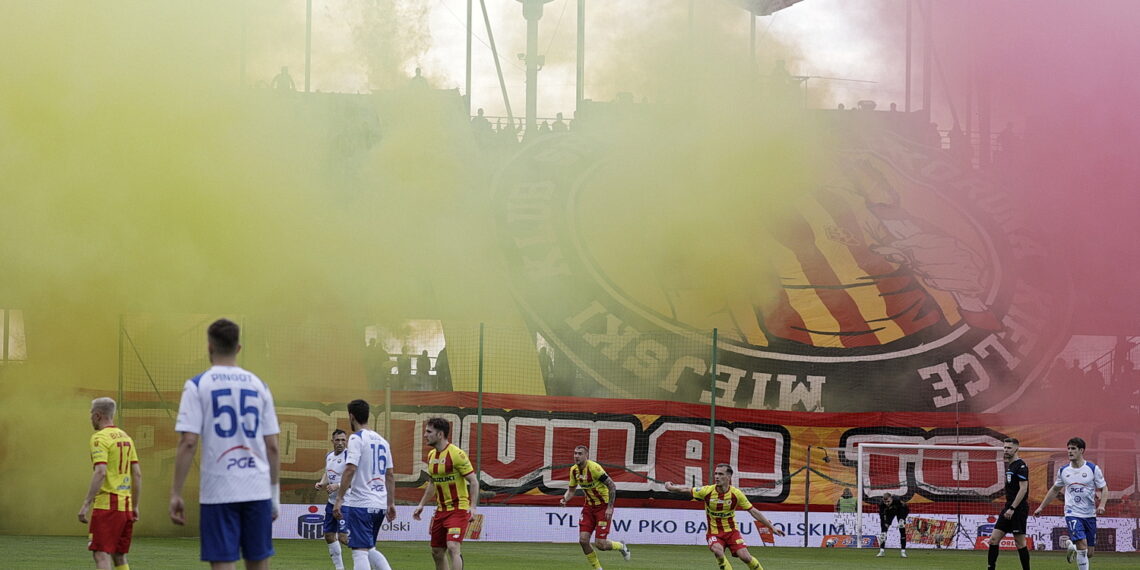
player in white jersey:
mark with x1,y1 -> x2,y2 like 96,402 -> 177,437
334,399 -> 396,570
316,429 -> 350,569
1034,437 -> 1108,570
170,318 -> 281,570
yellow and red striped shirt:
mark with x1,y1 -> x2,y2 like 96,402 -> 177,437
691,485 -> 752,534
427,443 -> 475,511
89,426 -> 138,511
568,460 -> 611,506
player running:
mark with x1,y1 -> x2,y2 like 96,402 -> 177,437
559,445 -> 631,568
665,463 -> 784,570
1035,437 -> 1108,570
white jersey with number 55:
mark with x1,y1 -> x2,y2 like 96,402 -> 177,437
1056,461 -> 1107,518
174,365 -> 280,504
343,428 -> 394,509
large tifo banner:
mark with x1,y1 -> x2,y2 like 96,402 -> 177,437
274,505 -> 1140,552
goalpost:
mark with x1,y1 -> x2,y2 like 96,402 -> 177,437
857,442 -> 1140,549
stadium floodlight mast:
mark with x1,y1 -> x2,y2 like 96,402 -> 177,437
515,0 -> 556,139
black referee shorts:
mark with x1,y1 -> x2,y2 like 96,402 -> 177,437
993,509 -> 1028,535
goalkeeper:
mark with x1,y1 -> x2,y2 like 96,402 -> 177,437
876,493 -> 909,558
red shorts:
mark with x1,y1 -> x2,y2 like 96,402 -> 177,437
707,530 -> 747,554
429,509 -> 470,548
579,504 -> 612,539
88,509 -> 135,554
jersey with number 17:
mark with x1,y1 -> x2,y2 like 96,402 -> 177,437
343,429 -> 394,509
174,365 -> 280,505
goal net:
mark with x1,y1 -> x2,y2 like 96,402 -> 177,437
847,443 -> 1140,551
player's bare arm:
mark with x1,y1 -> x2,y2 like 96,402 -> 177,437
1034,484 -> 1062,516
130,462 -> 142,521
169,431 -> 199,526
78,463 -> 108,524
316,471 -> 329,490
334,463 -> 357,520
385,469 -> 397,522
604,476 -> 617,517
663,481 -> 691,494
1096,484 -> 1108,515
1005,479 -> 1028,519
465,470 -> 480,520
265,433 -> 280,520
748,508 -> 785,536
412,481 -> 437,520
559,485 -> 576,506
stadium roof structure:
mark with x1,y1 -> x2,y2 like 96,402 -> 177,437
726,0 -> 807,16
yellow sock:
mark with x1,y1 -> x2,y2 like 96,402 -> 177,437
114,565 -> 130,570
717,557 -> 733,570
609,540 -> 625,551
585,551 -> 602,569
747,558 -> 762,570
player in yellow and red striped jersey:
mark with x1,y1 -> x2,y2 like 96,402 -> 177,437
413,417 -> 480,570
78,397 -> 141,570
666,464 -> 783,570
560,445 -> 631,569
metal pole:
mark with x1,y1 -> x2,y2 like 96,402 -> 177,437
709,328 -> 718,480
521,1 -> 546,139
476,323 -> 485,475
856,444 -> 864,548
305,0 -> 312,93
576,0 -> 585,111
240,0 -> 248,86
749,12 -> 756,68
466,0 -> 473,115
905,0 -> 912,113
804,446 -> 811,548
479,0 -> 514,124
922,0 -> 932,120
117,315 -> 124,425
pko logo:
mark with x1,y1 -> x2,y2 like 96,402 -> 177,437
298,506 -> 323,539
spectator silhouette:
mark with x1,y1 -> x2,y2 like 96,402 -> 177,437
434,346 -> 453,391
397,348 -> 412,390
552,112 -> 569,133
410,67 -> 428,89
538,120 -> 552,135
538,346 -> 555,388
416,350 -> 432,390
272,66 -> 296,91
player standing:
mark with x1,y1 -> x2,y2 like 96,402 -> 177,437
170,318 -> 281,570
876,492 -> 909,558
316,429 -> 350,569
665,464 -> 784,570
78,397 -> 141,570
412,417 -> 480,570
1034,437 -> 1108,570
333,400 -> 395,570
559,445 -> 631,568
988,437 -> 1030,570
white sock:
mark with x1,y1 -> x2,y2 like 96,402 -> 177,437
367,548 -> 393,570
351,549 -> 370,570
1076,549 -> 1089,570
327,541 -> 344,570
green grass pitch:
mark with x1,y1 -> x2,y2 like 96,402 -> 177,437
3,535 -> 1137,569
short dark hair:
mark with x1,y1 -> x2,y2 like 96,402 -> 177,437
714,463 -> 734,476
574,445 -> 589,453
332,429 -> 346,438
426,417 -> 450,439
347,400 -> 370,425
1067,437 -> 1086,450
208,319 -> 240,356
1003,437 -> 1020,446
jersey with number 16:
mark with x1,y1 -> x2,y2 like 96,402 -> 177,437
344,428 -> 394,509
174,365 -> 280,505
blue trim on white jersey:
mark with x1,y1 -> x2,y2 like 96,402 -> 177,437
190,372 -> 204,387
